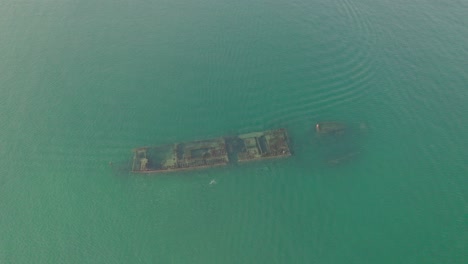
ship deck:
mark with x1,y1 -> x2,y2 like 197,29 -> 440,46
132,138 -> 229,173
235,129 -> 291,162
131,128 -> 290,173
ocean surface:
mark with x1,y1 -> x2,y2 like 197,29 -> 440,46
0,0 -> 466,263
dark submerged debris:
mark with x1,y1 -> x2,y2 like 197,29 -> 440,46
315,121 -> 367,166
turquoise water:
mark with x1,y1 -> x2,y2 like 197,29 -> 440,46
0,0 -> 467,263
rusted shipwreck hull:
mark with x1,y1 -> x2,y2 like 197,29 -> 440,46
131,128 -> 291,173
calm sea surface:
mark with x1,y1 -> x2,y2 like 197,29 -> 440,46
0,0 -> 466,263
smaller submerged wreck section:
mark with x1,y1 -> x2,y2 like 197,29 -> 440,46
314,121 -> 368,166
131,129 -> 291,173
315,122 -> 347,135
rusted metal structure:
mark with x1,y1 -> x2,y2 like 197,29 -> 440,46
234,129 -> 291,162
131,128 -> 291,173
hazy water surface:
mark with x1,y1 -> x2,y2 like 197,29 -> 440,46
0,0 -> 467,263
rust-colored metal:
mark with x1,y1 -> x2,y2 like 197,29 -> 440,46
236,129 -> 291,162
131,128 -> 291,174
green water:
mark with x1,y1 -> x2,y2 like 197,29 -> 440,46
0,0 -> 466,263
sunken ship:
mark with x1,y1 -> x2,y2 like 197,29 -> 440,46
131,128 -> 291,173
